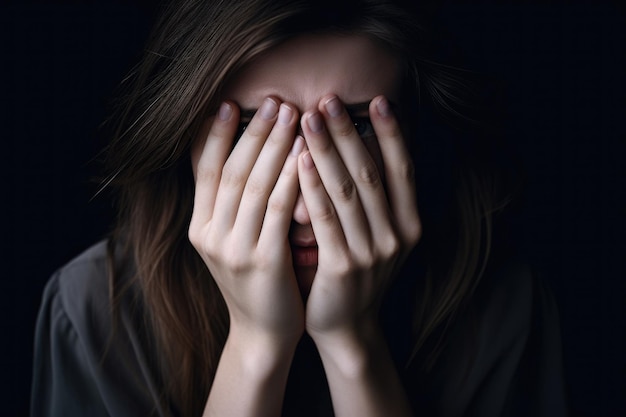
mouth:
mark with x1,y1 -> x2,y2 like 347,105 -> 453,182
290,240 -> 318,267
291,245 -> 318,267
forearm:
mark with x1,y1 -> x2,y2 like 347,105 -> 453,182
312,325 -> 413,417
203,327 -> 298,417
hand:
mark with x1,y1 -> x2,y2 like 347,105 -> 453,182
189,97 -> 306,347
298,95 -> 421,344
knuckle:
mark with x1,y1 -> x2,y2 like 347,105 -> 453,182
188,223 -> 213,254
187,226 -> 202,249
332,176 -> 356,201
244,177 -> 267,197
226,259 -> 246,274
355,249 -> 376,270
332,254 -> 354,277
397,159 -> 416,181
253,247 -> 277,272
224,248 -> 250,272
244,123 -> 268,141
203,234 -> 222,258
313,202 -> 336,223
205,245 -> 221,262
266,194 -> 289,216
196,166 -> 220,184
404,217 -> 422,246
221,164 -> 245,188
335,121 -> 354,138
358,162 -> 381,187
380,235 -> 401,259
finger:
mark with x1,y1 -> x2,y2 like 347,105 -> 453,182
318,95 -> 396,241
234,103 -> 299,243
369,96 -> 421,245
191,101 -> 240,227
301,110 -> 371,250
210,97 -> 280,235
257,135 -> 305,248
297,150 -> 349,259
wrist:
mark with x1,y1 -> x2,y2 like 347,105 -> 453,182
205,322 -> 301,417
310,324 -> 413,417
309,321 -> 385,379
225,325 -> 301,377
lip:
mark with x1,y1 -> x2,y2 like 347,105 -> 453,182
291,244 -> 318,266
290,237 -> 317,247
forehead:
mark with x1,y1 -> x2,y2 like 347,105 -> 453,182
223,34 -> 401,112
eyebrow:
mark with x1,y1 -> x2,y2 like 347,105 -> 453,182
239,101 -> 393,120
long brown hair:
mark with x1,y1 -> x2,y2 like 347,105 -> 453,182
103,0 -> 511,415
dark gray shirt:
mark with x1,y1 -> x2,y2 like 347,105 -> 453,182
31,241 -> 568,416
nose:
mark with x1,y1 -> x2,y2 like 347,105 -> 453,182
292,190 -> 311,225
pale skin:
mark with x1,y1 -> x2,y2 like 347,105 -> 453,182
188,34 -> 421,416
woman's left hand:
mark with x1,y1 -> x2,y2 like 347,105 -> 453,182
298,94 -> 421,345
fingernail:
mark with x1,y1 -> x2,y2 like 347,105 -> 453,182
218,102 -> 232,121
307,112 -> 324,133
324,96 -> 343,118
290,135 -> 305,156
302,151 -> 315,169
376,96 -> 391,118
278,104 -> 293,125
260,98 -> 278,120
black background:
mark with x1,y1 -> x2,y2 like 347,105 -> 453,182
2,0 -> 624,416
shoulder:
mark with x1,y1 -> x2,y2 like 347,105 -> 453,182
425,259 -> 567,416
470,258 -> 562,356
32,241 -> 116,416
436,259 -> 540,376
32,241 -> 164,416
472,259 -> 537,342
49,239 -> 111,293
42,240 -> 113,335
51,239 -> 110,294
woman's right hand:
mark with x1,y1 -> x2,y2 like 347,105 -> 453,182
188,97 -> 305,348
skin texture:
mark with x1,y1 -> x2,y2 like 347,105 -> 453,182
189,34 -> 421,417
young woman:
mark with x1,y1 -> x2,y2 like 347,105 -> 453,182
31,0 -> 567,416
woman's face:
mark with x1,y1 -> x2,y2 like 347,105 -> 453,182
194,34 -> 401,292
